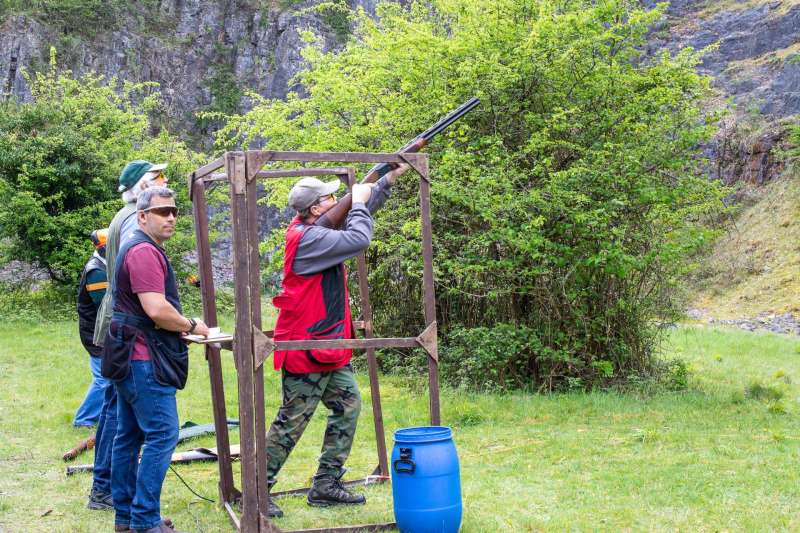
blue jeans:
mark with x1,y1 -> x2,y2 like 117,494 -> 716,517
92,382 -> 117,494
112,361 -> 179,530
73,355 -> 111,427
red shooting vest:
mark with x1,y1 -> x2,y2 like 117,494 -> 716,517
272,217 -> 353,373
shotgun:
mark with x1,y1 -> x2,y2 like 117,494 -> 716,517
315,97 -> 480,229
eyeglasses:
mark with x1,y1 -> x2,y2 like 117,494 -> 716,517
318,193 -> 336,203
147,171 -> 167,184
142,206 -> 179,218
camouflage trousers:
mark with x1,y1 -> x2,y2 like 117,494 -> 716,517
265,365 -> 362,483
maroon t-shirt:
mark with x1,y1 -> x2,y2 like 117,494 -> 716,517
115,242 -> 168,360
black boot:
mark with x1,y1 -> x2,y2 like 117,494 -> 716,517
267,480 -> 284,518
87,487 -> 113,511
307,471 -> 366,507
267,497 -> 284,518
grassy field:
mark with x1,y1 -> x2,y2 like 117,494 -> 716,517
1,321 -> 799,532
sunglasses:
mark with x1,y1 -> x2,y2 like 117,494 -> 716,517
142,206 -> 179,218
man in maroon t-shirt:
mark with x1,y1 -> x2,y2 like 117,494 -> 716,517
108,187 -> 209,533
115,232 -> 175,361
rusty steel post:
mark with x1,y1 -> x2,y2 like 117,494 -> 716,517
190,177 -> 238,504
418,159 -> 441,425
355,252 -> 390,477
228,151 -> 261,532
349,165 -> 389,478
245,152 -> 272,528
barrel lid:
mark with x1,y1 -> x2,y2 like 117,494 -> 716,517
394,426 -> 452,443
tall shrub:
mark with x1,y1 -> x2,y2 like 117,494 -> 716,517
0,49 -> 202,285
218,0 -> 727,388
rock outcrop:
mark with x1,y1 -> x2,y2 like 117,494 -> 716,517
640,0 -> 800,186
646,0 -> 800,119
2,1 -> 797,149
1,0 -> 375,144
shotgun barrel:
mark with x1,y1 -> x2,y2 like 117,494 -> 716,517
316,97 -> 480,229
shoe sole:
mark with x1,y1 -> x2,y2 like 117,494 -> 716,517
306,499 -> 366,507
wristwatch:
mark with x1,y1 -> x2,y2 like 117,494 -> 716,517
187,317 -> 197,334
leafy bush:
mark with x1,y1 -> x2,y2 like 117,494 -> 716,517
745,381 -> 785,402
782,120 -> 800,173
0,50 -> 203,286
218,0 -> 727,389
437,324 -> 540,392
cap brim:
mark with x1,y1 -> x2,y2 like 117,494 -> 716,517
148,163 -> 168,172
321,180 -> 342,195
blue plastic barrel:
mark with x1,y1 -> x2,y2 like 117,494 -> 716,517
391,426 -> 462,533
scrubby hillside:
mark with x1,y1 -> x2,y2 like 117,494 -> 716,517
689,166 -> 800,326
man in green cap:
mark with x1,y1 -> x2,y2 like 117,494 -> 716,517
94,160 -> 168,346
86,159 -> 167,512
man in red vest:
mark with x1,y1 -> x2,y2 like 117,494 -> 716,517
267,163 -> 409,517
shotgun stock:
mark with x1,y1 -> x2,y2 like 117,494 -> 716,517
315,97 -> 480,229
62,435 -> 96,461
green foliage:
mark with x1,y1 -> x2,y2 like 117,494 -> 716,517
1,0 -> 163,37
196,63 -> 244,139
782,118 -> 800,171
0,49 -> 202,285
437,324 -> 541,391
302,0 -> 354,42
0,281 -> 75,321
745,380 -> 785,402
661,358 -> 690,391
218,0 -> 727,389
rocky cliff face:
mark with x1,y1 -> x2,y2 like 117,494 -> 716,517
1,0 -> 376,145
645,0 -> 800,185
646,0 -> 800,118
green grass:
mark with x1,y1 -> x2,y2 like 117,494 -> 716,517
1,321 -> 800,531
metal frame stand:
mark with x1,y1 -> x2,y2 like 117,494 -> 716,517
189,151 -> 441,532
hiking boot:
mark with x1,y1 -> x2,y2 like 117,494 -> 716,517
307,471 -> 366,507
266,480 -> 284,518
87,488 -> 113,511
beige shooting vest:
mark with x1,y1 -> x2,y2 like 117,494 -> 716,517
92,202 -> 137,346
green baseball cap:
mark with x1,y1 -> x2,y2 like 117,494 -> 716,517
118,160 -> 167,192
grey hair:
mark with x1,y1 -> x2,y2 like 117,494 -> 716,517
136,186 -> 176,211
122,174 -> 158,203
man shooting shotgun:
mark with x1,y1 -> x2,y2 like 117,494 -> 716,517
265,97 -> 479,517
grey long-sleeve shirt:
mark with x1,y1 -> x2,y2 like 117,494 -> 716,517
293,175 -> 393,275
